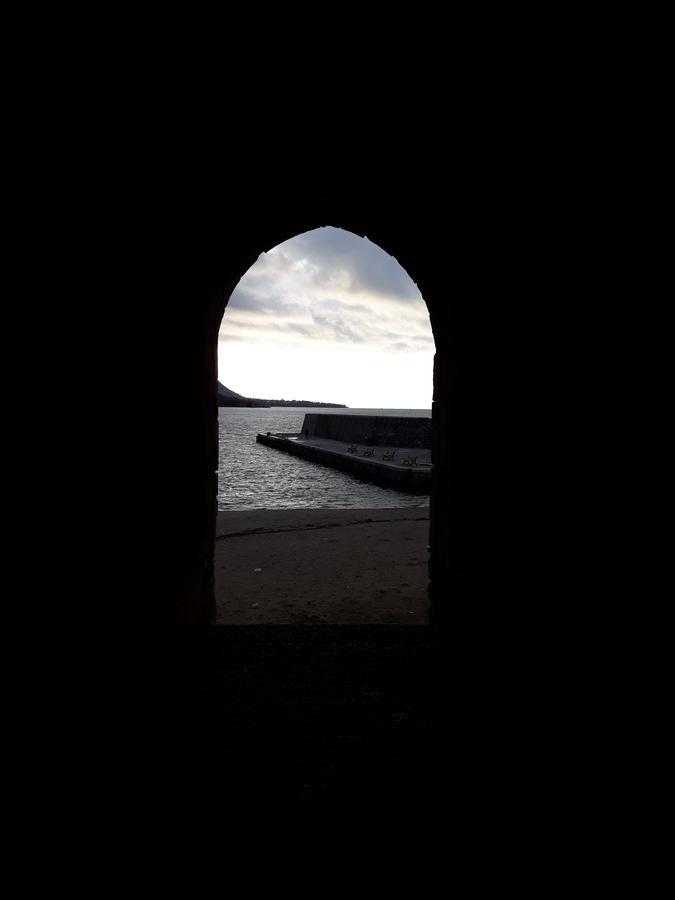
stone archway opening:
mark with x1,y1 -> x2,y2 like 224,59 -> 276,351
212,226 -> 436,624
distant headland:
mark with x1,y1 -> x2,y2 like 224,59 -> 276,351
217,382 -> 347,409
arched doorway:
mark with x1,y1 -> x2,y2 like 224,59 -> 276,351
210,226 -> 437,624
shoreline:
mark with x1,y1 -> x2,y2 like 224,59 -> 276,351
214,507 -> 430,624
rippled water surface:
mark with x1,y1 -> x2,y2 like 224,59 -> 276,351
218,407 -> 431,510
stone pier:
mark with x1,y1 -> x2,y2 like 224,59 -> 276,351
256,414 -> 432,493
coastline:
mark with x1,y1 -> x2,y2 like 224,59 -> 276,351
215,507 -> 430,624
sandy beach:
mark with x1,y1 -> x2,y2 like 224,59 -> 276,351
214,507 -> 430,624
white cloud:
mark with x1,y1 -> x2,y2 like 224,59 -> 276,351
218,226 -> 434,407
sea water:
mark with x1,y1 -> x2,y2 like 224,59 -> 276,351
217,407 -> 431,510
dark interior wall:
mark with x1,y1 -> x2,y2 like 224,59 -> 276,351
9,29 -> 673,641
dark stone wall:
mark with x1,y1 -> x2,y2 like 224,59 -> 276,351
7,25 -> 673,648
302,414 -> 431,448
8,22 -> 674,858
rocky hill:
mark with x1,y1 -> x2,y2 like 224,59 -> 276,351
217,382 -> 346,408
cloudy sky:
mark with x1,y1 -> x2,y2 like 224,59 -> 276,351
218,227 -> 434,409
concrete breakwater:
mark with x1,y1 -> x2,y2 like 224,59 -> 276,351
301,413 -> 431,448
256,414 -> 432,493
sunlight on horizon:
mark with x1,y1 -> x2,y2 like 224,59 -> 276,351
218,226 -> 434,408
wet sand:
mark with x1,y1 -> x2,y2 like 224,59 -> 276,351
214,508 -> 430,624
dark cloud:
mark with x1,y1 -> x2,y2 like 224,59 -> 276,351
226,286 -> 263,311
227,286 -> 306,319
284,227 -> 421,302
282,322 -> 314,337
310,310 -> 366,344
